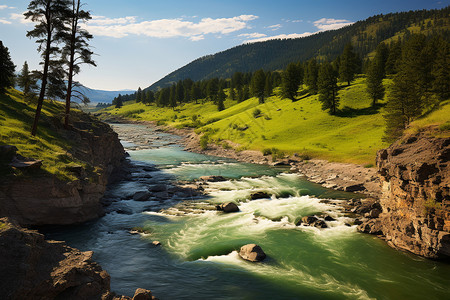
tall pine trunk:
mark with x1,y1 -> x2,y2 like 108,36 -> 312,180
31,11 -> 52,136
64,2 -> 78,129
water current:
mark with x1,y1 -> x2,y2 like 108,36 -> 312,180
45,124 -> 450,300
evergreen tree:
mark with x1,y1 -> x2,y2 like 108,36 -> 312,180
217,88 -> 225,111
229,87 -> 236,100
339,43 -> 358,86
431,37 -> 449,100
318,61 -> 339,114
264,71 -> 273,97
304,59 -> 318,94
243,85 -> 250,100
136,87 -> 143,102
169,84 -> 176,109
25,0 -> 71,136
0,41 -> 15,92
385,41 -> 402,75
18,61 -> 38,102
157,88 -> 170,107
237,87 -> 244,102
250,69 -> 266,104
374,43 -> 389,77
366,59 -> 385,106
191,82 -> 201,104
113,94 -> 123,108
281,62 -> 302,100
145,90 -> 155,104
61,0 -> 95,128
207,78 -> 219,102
383,35 -> 428,142
176,80 -> 184,102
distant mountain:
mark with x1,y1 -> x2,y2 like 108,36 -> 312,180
78,86 -> 135,104
146,7 -> 449,91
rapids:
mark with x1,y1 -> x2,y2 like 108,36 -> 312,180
45,124 -> 450,300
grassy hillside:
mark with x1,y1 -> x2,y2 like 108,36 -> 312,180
0,89 -> 91,180
104,77 -> 388,164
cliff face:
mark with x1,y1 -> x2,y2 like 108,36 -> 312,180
376,129 -> 450,258
0,218 -> 155,300
0,116 -> 125,226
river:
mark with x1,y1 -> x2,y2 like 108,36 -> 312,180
45,124 -> 450,300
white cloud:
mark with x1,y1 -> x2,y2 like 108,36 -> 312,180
267,24 -> 282,31
10,12 -> 34,25
245,17 -> 353,43
245,32 -> 315,43
238,33 -> 267,39
81,14 -> 259,40
313,18 -> 353,31
0,19 -> 11,24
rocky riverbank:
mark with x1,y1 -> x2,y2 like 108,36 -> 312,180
0,217 -> 156,300
0,114 -> 126,226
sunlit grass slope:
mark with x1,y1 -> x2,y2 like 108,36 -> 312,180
0,89 -> 87,180
105,77 -> 449,165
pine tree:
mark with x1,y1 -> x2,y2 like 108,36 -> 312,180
136,87 -> 143,102
0,41 -> 16,92
25,0 -> 71,136
385,41 -> 402,75
243,85 -> 250,100
304,59 -> 318,94
339,43 -> 358,86
250,69 -> 266,104
318,61 -> 339,115
191,83 -> 201,104
61,0 -> 95,128
229,87 -> 235,100
264,71 -> 273,97
366,59 -> 385,106
207,78 -> 219,102
217,88 -> 225,111
18,61 -> 38,102
432,37 -> 449,100
145,90 -> 155,104
113,94 -> 123,108
169,84 -> 176,109
281,62 -> 302,100
383,35 -> 428,142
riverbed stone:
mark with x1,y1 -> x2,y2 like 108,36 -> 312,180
148,184 -> 167,192
216,202 -> 239,213
250,191 -> 271,200
132,288 -> 153,300
199,175 -> 227,182
133,191 -> 151,202
239,244 -> 266,262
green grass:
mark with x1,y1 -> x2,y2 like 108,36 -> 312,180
104,77 -> 449,165
0,89 -> 90,180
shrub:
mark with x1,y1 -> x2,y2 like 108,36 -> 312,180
364,163 -> 374,168
200,134 -> 209,150
262,148 -> 272,156
253,108 -> 262,118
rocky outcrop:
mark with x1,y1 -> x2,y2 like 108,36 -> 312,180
0,115 -> 125,226
376,129 -> 450,259
239,244 -> 266,262
216,202 -> 239,213
0,217 -> 155,300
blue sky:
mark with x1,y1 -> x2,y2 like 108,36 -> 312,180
0,0 -> 448,91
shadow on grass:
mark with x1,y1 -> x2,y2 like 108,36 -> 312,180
336,103 -> 385,118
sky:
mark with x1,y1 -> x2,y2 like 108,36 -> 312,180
0,0 -> 448,91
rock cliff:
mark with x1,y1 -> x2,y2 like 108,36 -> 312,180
0,217 -> 155,300
0,115 -> 126,226
376,128 -> 450,259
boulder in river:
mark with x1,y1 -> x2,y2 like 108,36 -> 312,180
132,288 -> 154,300
148,184 -> 167,192
133,191 -> 151,202
250,191 -> 272,200
216,202 -> 239,213
239,244 -> 266,262
199,175 -> 227,182
296,216 -> 328,228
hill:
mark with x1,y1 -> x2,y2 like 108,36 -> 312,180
147,7 -> 449,91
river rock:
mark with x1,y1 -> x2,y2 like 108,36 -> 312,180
148,184 -> 167,192
357,219 -> 383,235
199,175 -> 227,182
343,183 -> 366,192
132,288 -> 153,300
324,215 -> 336,221
216,202 -> 239,213
152,241 -> 161,246
296,216 -> 328,228
250,191 -> 271,200
239,244 -> 266,262
133,191 -> 151,201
